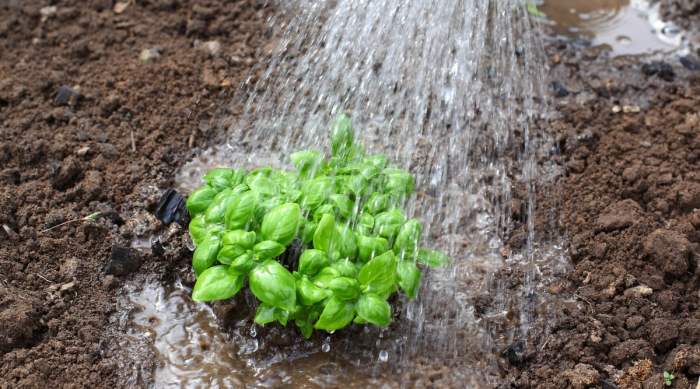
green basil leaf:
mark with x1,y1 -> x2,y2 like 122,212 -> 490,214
249,260 -> 297,311
188,214 -> 207,246
186,186 -> 218,216
314,297 -> 355,332
294,307 -> 321,339
330,259 -> 357,278
312,266 -> 341,289
301,220 -> 316,244
254,303 -> 277,325
291,150 -> 324,178
275,308 -> 291,326
313,213 -> 336,253
298,249 -> 330,277
365,193 -> 389,215
328,277 -> 360,301
297,276 -> 330,305
336,224 -> 357,260
330,194 -> 354,219
313,204 -> 336,222
285,189 -> 302,203
231,183 -> 249,194
416,248 -> 450,268
245,174 -> 279,197
222,230 -> 256,249
359,164 -> 380,180
355,293 -> 391,327
364,155 -> 387,169
217,244 -> 246,265
224,191 -> 257,230
261,203 -> 301,246
253,240 -> 286,260
204,189 -> 236,224
356,213 -> 375,236
192,235 -> 221,276
296,319 -> 313,339
383,168 -> 414,196
396,260 -> 421,299
346,175 -> 368,196
329,113 -> 354,159
229,252 -> 256,274
301,177 -> 334,210
373,208 -> 406,240
358,250 -> 396,295
393,219 -> 423,254
356,234 -> 389,262
192,265 -> 245,302
203,168 -> 245,192
353,316 -> 367,324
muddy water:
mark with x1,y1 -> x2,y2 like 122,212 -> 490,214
118,277 -> 395,388
541,0 -> 685,55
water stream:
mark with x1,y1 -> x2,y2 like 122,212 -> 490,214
119,0 -> 573,387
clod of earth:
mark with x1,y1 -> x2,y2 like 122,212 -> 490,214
104,245 -> 142,276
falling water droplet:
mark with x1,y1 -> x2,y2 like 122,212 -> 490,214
378,350 -> 388,362
322,343 -> 330,353
250,325 -> 257,337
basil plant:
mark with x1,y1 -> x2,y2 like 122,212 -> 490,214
186,114 -> 449,338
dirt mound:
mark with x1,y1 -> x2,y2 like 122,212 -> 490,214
0,0 -> 272,387
505,40 -> 700,387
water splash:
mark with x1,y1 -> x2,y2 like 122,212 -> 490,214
172,0 -> 568,386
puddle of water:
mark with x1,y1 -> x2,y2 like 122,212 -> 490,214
117,277 -> 399,388
540,0 -> 685,55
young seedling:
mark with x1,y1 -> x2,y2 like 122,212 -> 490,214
41,212 -> 102,233
186,114 -> 450,338
663,371 -> 675,387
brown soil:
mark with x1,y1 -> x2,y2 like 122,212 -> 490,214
2,1 -> 699,389
659,0 -> 700,31
0,1 -> 272,387
502,39 -> 700,387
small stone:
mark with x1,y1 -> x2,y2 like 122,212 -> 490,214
641,61 -> 675,81
54,85 -> 81,106
59,281 -> 76,292
76,146 -> 90,157
40,6 -> 57,21
197,40 -> 221,57
679,55 -> 700,71
624,285 -> 653,298
612,105 -> 622,113
139,48 -> 161,63
104,245 -> 142,276
622,105 -> 640,113
551,81 -> 569,98
113,1 -> 130,13
102,275 -> 117,290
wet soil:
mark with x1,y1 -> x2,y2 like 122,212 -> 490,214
2,1 -> 700,388
0,0 -> 272,387
659,0 -> 700,31
501,33 -> 700,389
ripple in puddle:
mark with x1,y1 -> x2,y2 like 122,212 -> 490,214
540,0 -> 686,55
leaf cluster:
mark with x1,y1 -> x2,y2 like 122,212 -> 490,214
186,114 -> 449,337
